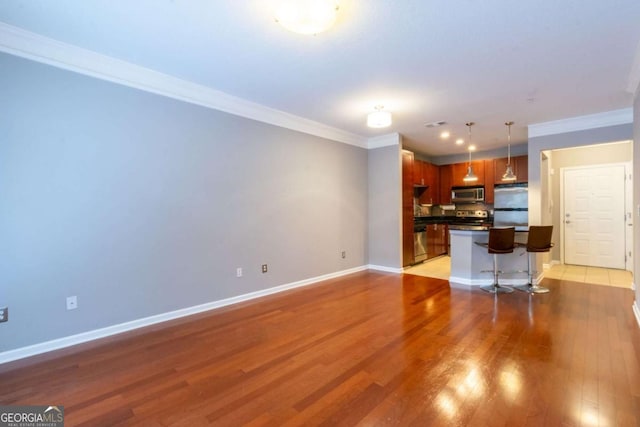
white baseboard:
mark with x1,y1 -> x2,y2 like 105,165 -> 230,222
633,301 -> 640,329
448,276 -> 494,286
369,264 -> 403,274
449,272 -> 542,287
0,265 -> 370,365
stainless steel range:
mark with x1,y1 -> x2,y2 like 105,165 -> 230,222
450,210 -> 492,231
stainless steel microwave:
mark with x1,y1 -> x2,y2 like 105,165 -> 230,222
451,186 -> 485,203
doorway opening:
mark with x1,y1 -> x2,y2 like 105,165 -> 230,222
545,140 -> 633,273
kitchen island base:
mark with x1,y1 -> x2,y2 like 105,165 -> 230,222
449,229 -> 543,288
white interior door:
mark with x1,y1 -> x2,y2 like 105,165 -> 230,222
562,164 -> 626,269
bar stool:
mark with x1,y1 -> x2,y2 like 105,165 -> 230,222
515,225 -> 554,294
475,227 -> 516,294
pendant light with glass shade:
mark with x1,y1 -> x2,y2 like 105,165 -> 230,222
501,121 -> 517,181
463,122 -> 478,182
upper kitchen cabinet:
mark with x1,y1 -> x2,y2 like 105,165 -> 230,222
451,160 -> 485,187
514,155 -> 528,183
439,164 -> 453,204
412,159 -> 440,204
417,161 -> 439,204
493,155 -> 528,183
413,159 -> 424,185
484,159 -> 495,203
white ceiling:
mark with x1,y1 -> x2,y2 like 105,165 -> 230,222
1,0 -> 639,157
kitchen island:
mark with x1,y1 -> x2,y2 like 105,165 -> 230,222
449,228 -> 540,287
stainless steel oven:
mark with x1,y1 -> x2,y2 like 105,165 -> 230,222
413,223 -> 427,263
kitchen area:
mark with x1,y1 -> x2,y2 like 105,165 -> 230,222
402,149 -> 530,283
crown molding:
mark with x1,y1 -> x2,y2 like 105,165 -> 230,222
0,23 -> 368,148
627,39 -> 640,96
367,133 -> 402,149
528,108 -> 633,138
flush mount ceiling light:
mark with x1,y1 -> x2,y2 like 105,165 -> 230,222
463,122 -> 478,182
501,121 -> 517,181
274,0 -> 339,35
367,105 -> 392,128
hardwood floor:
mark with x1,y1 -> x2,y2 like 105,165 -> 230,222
1,271 -> 640,426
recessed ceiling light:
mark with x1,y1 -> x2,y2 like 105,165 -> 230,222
455,138 -> 464,145
468,145 -> 476,151
424,121 -> 447,128
440,131 -> 450,139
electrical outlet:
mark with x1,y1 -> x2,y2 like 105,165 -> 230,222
0,307 -> 7,323
341,251 -> 346,259
236,267 -> 243,278
66,296 -> 78,311
262,264 -> 268,273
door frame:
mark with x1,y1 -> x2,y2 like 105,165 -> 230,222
559,162 -> 631,270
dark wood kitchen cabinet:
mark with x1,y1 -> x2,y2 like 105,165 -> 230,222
402,150 -> 415,267
410,159 -> 437,204
439,164 -> 452,204
484,159 -> 495,203
415,160 -> 439,205
451,160 -> 485,187
514,155 -> 528,182
493,155 -> 528,183
426,224 -> 448,259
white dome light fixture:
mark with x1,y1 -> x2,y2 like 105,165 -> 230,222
367,105 -> 392,128
275,0 -> 339,35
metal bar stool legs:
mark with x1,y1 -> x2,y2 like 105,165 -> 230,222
476,227 -> 515,294
480,252 -> 514,294
515,225 -> 553,294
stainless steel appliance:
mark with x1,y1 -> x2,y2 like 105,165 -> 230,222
413,223 -> 427,263
449,210 -> 491,231
451,186 -> 484,203
494,183 -> 528,230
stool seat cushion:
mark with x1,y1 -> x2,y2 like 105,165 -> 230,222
476,227 -> 515,254
522,226 -> 554,253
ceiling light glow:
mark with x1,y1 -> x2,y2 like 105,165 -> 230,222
275,0 -> 339,35
455,138 -> 464,145
440,131 -> 450,139
367,105 -> 392,128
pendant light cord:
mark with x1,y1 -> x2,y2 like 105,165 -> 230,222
506,121 -> 513,166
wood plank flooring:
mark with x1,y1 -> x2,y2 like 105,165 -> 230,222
1,271 -> 640,426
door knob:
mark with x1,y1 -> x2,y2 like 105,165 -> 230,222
565,220 -> 571,224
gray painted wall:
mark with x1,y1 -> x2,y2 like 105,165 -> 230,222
528,123 -> 633,282
528,124 -> 633,226
368,145 -> 402,268
0,53 -> 368,352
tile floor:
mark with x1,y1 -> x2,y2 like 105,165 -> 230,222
404,256 -> 452,281
405,256 -> 634,289
544,263 -> 633,289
